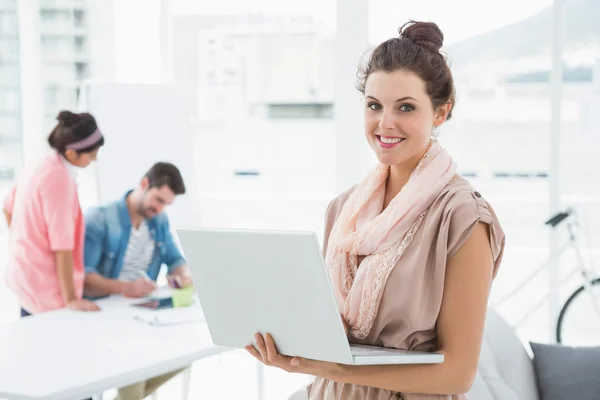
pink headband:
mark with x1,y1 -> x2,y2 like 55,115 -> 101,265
65,128 -> 103,151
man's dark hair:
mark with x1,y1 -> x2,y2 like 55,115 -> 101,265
144,162 -> 186,195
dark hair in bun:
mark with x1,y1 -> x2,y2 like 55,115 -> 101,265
356,20 -> 456,120
400,20 -> 444,53
48,110 -> 105,154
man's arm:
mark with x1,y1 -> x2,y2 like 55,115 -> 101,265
162,217 -> 192,286
82,209 -> 127,297
84,273 -> 129,297
86,272 -> 156,298
167,265 -> 193,287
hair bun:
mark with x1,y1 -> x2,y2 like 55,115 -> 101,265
399,20 -> 444,53
56,110 -> 79,127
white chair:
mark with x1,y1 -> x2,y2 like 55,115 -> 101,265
469,309 -> 539,400
288,386 -> 308,400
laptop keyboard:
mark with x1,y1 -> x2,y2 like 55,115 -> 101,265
350,346 -> 387,354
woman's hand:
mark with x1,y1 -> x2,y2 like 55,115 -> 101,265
245,332 -> 343,379
67,299 -> 100,312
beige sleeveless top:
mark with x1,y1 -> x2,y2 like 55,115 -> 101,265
308,176 -> 505,400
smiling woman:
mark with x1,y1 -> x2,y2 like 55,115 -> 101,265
246,20 -> 505,400
357,20 -> 455,192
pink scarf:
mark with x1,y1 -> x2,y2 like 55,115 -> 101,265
325,140 -> 457,339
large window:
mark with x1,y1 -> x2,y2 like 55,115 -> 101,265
0,0 -> 22,323
0,4 -> 22,189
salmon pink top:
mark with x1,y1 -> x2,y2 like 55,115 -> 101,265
3,152 -> 85,313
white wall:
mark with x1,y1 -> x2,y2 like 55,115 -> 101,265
77,82 -> 201,229
334,0 -> 375,193
17,0 -> 45,167
89,0 -> 164,83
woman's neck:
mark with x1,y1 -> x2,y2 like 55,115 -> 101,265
383,140 -> 434,209
383,166 -> 409,209
383,154 -> 423,209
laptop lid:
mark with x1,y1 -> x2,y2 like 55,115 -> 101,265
178,228 -> 354,364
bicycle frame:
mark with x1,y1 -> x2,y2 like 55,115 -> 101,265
493,209 -> 600,328
569,221 -> 600,324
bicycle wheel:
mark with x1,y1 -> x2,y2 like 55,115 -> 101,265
556,278 -> 600,346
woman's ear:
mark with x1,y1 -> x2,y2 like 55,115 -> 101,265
64,148 -> 78,162
434,101 -> 452,126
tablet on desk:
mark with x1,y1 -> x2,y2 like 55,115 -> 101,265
132,297 -> 173,310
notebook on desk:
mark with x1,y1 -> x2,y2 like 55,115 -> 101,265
177,228 -> 443,365
132,303 -> 205,327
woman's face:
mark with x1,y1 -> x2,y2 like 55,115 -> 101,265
363,69 -> 451,170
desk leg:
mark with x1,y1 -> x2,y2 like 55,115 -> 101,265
256,360 -> 265,400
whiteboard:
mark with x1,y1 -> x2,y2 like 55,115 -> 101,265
77,81 -> 201,229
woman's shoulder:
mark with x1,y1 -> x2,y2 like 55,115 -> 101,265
35,153 -> 76,192
326,176 -> 494,220
433,175 -> 490,218
321,185 -> 358,255
432,175 -> 505,266
325,184 -> 357,220
323,176 -> 490,226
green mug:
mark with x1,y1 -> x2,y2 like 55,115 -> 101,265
172,286 -> 195,307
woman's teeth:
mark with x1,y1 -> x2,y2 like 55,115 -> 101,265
379,136 -> 403,144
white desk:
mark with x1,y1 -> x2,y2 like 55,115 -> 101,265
0,294 -> 229,400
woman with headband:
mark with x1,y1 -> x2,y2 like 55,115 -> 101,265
3,110 -> 105,316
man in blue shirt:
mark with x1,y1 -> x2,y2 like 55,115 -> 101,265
83,162 -> 192,400
84,161 -> 191,297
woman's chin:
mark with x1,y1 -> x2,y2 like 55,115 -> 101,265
375,153 -> 402,166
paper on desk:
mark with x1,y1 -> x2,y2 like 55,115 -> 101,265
150,286 -> 174,299
133,306 -> 204,327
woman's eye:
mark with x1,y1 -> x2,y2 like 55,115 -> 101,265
400,104 -> 414,112
368,102 -> 381,110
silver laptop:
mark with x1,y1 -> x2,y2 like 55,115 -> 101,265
178,228 -> 443,365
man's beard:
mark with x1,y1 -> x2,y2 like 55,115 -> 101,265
140,207 -> 155,219
137,195 -> 156,219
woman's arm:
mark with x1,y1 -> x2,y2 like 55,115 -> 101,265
56,250 -> 99,311
248,222 -> 493,395
3,185 -> 16,227
3,209 -> 11,227
55,250 -> 77,304
36,176 -> 97,310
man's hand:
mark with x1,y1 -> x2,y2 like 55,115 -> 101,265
124,278 -> 156,298
167,275 -> 193,288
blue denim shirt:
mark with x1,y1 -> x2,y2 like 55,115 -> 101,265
83,190 -> 186,284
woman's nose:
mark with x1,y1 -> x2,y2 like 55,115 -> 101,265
378,110 -> 395,131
